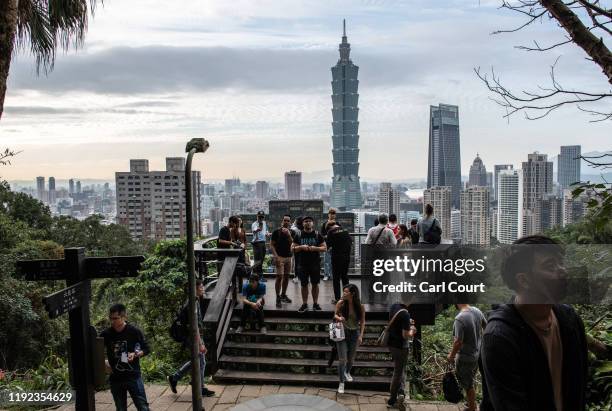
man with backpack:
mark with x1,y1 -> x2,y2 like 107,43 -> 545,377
167,280 -> 215,397
417,204 -> 442,244
365,213 -> 397,246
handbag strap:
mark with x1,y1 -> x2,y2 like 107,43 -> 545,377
387,308 -> 408,328
373,226 -> 387,244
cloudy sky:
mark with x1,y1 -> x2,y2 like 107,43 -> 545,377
1,0 -> 610,183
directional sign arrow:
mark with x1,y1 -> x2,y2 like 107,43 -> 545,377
84,256 -> 145,278
43,282 -> 84,319
17,259 -> 67,281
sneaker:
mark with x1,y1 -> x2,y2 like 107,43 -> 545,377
292,276 -> 299,284
276,295 -> 282,308
236,326 -> 244,334
281,294 -> 292,303
167,375 -> 178,394
201,388 -> 215,397
312,303 -> 322,311
337,382 -> 344,394
344,372 -> 353,382
260,326 -> 267,334
323,276 -> 330,281
387,398 -> 398,408
298,304 -> 308,313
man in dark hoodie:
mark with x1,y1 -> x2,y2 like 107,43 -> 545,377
479,235 -> 588,411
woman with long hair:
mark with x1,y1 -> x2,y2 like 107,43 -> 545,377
333,284 -> 366,393
397,224 -> 411,247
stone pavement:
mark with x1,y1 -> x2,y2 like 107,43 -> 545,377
51,383 -> 463,411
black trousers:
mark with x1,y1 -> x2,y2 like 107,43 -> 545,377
252,241 -> 266,274
240,303 -> 265,328
331,254 -> 350,301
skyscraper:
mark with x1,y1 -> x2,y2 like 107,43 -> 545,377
494,164 -> 513,202
423,186 -> 451,241
330,20 -> 362,210
76,180 -> 82,194
468,154 -> 488,187
69,179 -> 75,195
225,178 -> 240,195
379,182 -> 400,216
522,152 -> 553,235
255,181 -> 269,200
36,177 -> 45,202
427,104 -> 461,209
497,169 -> 524,244
558,145 -> 581,189
48,177 -> 56,204
461,186 -> 491,246
285,171 -> 302,200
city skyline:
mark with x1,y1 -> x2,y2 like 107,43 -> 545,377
1,1 -> 609,181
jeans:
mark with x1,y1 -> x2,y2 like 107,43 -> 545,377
241,302 -> 265,328
174,352 -> 207,389
110,377 -> 149,411
252,241 -> 266,274
337,328 -> 359,382
324,250 -> 332,278
389,346 -> 409,401
331,254 -> 350,301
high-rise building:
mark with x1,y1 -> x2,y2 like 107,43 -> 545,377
540,193 -> 563,231
497,169 -> 524,244
522,152 -> 553,235
451,209 -> 462,243
330,20 -> 362,210
36,177 -> 45,202
48,177 -> 56,204
494,165 -> 513,202
224,178 -> 240,195
68,178 -> 75,195
427,104 -> 461,209
268,200 -> 324,232
562,188 -> 586,227
255,181 -> 269,200
558,145 -> 581,189
115,158 -> 201,240
468,154 -> 488,187
76,181 -> 82,194
285,171 -> 302,200
379,183 -> 400,216
461,186 -> 491,246
423,186 -> 451,241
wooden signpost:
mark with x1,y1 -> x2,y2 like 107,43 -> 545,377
16,247 -> 145,411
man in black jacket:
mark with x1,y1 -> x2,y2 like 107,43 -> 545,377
325,222 -> 352,303
479,235 -> 588,411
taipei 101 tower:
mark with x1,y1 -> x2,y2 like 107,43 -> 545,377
330,20 -> 362,210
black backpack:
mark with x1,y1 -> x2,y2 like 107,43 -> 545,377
442,368 -> 464,403
169,305 -> 188,343
423,218 -> 442,244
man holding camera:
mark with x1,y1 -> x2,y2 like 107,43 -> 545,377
251,211 -> 269,275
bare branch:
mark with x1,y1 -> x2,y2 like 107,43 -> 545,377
0,148 -> 20,166
576,0 -> 612,20
515,37 -> 573,51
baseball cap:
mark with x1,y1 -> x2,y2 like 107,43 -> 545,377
257,211 -> 265,217
303,216 -> 314,222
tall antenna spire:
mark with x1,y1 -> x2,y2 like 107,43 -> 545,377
339,18 -> 350,61
343,19 -> 346,37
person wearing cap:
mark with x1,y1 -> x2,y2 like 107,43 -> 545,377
237,274 -> 266,334
251,211 -> 269,276
292,216 -> 326,312
321,208 -> 338,281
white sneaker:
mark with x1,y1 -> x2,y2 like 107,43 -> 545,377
292,276 -> 299,284
337,382 -> 344,394
236,326 -> 244,334
323,276 -> 330,281
344,372 -> 353,382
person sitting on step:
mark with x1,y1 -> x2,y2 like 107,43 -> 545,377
236,274 -> 267,334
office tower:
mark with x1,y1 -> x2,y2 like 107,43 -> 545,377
427,104 -> 461,209
224,178 -> 240,195
68,179 -> 75,195
285,171 -> 302,200
497,169 -> 524,244
379,182 -> 400,216
423,186 -> 451,241
312,183 -> 326,194
494,165 -> 513,202
115,158 -> 201,240
269,200 -> 324,232
255,181 -> 269,200
76,181 -> 82,194
48,177 -> 56,204
562,189 -> 586,227
451,209 -> 462,243
558,145 -> 581,189
230,193 -> 242,213
461,186 -> 491,246
522,152 -> 554,235
330,20 -> 362,210
540,193 -> 563,231
36,177 -> 45,202
468,154 -> 488,187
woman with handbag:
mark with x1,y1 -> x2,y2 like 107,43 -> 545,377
333,284 -> 366,394
385,303 -> 417,408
